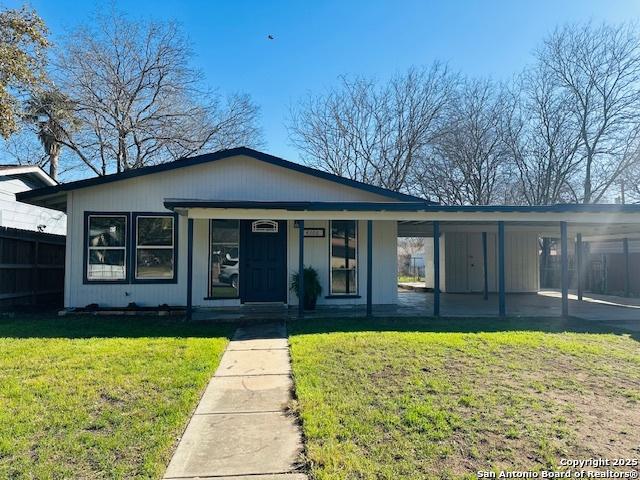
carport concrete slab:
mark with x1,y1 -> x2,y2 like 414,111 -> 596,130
216,348 -> 291,376
163,412 -> 303,478
195,374 -> 292,414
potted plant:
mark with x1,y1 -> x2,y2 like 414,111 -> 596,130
290,266 -> 323,310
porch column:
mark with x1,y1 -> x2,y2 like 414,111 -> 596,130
576,233 -> 583,301
623,237 -> 630,297
482,231 -> 489,301
298,220 -> 304,317
186,218 -> 194,321
498,221 -> 506,317
560,221 -> 569,317
433,221 -> 440,317
366,220 -> 373,318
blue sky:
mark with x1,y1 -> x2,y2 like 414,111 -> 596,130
7,0 -> 640,161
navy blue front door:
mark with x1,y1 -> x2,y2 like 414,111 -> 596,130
240,220 -> 287,302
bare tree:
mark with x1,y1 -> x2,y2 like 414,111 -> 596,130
413,78 -> 510,205
502,67 -> 582,205
48,10 -> 262,176
537,22 -> 640,203
289,64 -> 456,192
397,237 -> 425,279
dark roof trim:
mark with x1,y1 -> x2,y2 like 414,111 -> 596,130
16,147 -> 425,203
163,199 -> 640,214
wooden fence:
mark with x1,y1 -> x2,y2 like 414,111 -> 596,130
0,227 -> 65,308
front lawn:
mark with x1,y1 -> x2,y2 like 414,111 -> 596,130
0,314 -> 232,479
289,317 -> 640,479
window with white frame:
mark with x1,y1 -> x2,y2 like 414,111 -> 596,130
86,214 -> 127,281
330,220 -> 358,294
134,215 -> 176,280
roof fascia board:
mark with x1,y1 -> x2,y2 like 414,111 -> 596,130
163,199 -> 640,214
2,166 -> 57,186
182,207 -> 640,224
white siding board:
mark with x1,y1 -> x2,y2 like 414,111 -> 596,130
0,176 -> 66,234
286,220 -> 396,306
443,230 -> 539,294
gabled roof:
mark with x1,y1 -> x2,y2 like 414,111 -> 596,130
16,147 -> 428,206
0,165 -> 57,188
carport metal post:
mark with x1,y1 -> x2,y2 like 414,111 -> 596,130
498,221 -> 506,317
482,232 -> 488,301
298,220 -> 304,318
186,218 -> 194,321
623,237 -> 630,297
561,221 -> 569,317
433,221 -> 440,317
366,220 -> 373,318
576,233 -> 583,301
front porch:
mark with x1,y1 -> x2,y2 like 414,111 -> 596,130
168,201 -> 640,322
191,289 -> 640,328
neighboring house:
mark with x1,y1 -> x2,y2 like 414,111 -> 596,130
0,165 -> 66,235
17,147 -> 640,316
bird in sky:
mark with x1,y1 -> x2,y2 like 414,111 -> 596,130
267,34 -> 275,40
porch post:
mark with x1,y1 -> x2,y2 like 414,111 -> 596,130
298,220 -> 304,317
576,233 -> 583,301
433,221 -> 440,317
186,218 -> 194,321
482,231 -> 488,301
366,220 -> 373,318
560,221 -> 569,317
498,221 -> 506,317
623,237 -> 630,297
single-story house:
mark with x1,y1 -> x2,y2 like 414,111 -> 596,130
17,147 -> 640,317
0,165 -> 66,235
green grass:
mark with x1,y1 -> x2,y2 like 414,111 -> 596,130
0,313 -> 233,479
398,275 -> 423,283
289,317 -> 640,480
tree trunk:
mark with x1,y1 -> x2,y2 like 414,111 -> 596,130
49,151 -> 59,181
583,151 -> 593,203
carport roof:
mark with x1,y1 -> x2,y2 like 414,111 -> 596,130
163,199 -> 640,214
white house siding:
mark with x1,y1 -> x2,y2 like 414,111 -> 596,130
443,231 -> 539,293
0,175 -> 66,234
286,220 -> 398,306
64,155 -> 395,308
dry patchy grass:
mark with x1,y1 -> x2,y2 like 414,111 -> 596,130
288,317 -> 640,479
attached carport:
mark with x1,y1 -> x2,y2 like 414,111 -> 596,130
397,204 -> 640,319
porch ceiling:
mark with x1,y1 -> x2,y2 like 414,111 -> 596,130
164,198 -> 640,236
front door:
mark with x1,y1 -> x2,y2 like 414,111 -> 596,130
240,220 -> 287,302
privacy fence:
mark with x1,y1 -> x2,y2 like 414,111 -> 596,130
0,227 -> 65,308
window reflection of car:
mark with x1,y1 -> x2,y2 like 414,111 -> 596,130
141,255 -> 161,266
218,254 -> 239,289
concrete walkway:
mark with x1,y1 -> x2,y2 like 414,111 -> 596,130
163,322 -> 306,480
